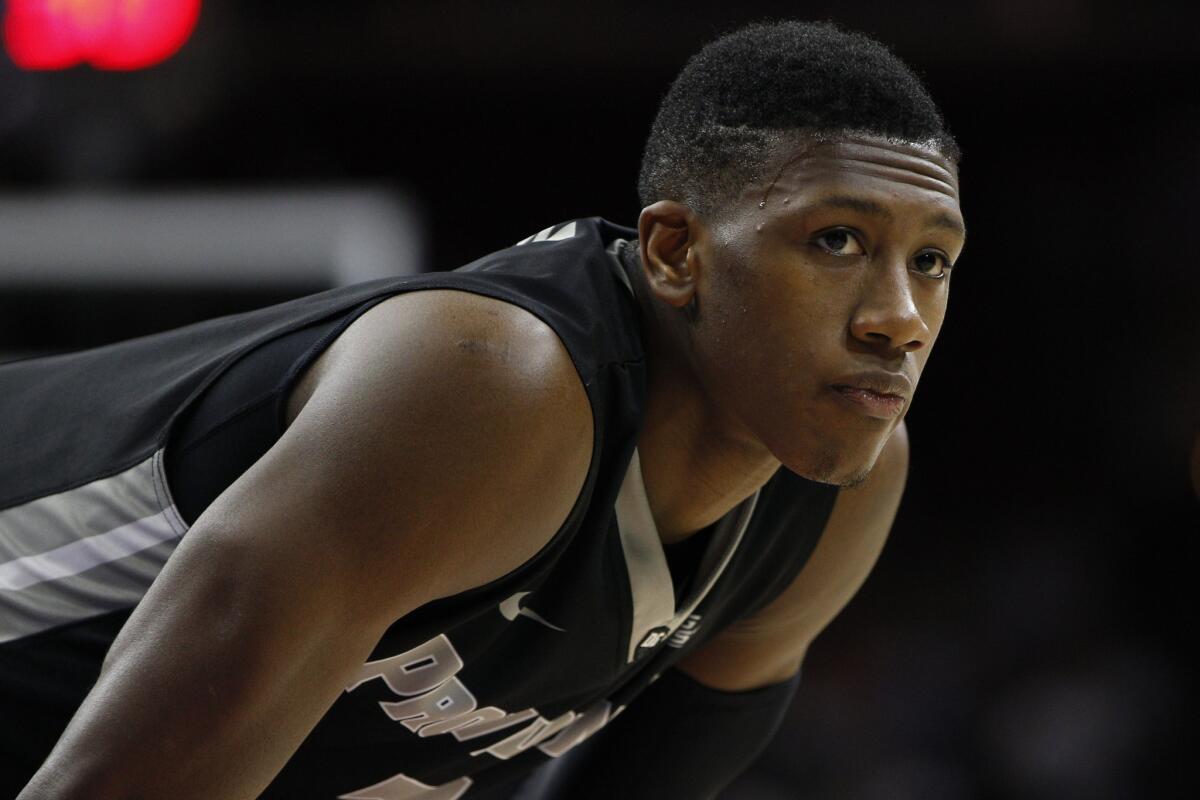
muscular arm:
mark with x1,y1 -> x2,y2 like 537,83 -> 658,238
531,425 -> 910,800
18,290 -> 593,800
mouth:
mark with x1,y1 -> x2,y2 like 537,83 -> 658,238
829,371 -> 912,420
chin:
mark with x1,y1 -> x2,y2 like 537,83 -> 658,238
780,434 -> 883,488
796,459 -> 873,489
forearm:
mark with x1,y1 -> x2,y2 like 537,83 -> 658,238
535,667 -> 800,800
16,536 -> 378,800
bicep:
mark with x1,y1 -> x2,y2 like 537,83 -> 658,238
677,423 -> 909,691
21,291 -> 593,800
211,290 -> 594,613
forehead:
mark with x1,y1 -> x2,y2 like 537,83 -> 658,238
750,135 -> 962,212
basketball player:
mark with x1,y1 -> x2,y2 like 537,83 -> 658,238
1,21 -> 966,800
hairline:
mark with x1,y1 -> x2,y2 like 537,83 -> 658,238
686,128 -> 961,222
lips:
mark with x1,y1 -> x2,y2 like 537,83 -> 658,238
829,371 -> 912,419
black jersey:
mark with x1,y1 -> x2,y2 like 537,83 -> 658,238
0,218 -> 839,798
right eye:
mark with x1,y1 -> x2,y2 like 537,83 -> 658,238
813,228 -> 866,256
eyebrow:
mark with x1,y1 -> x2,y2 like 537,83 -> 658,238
811,194 -> 967,239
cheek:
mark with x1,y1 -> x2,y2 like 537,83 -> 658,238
758,272 -> 850,373
696,236 -> 859,411
701,269 -> 835,402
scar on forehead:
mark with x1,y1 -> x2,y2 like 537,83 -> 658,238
757,150 -> 814,206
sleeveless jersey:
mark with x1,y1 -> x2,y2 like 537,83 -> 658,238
0,218 -> 839,798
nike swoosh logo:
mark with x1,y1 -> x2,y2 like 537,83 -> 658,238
498,591 -> 565,632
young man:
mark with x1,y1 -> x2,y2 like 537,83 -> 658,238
0,21 -> 965,800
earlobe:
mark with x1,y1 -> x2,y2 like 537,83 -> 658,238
637,200 -> 699,310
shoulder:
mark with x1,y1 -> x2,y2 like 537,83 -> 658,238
226,288 -> 594,622
292,288 -> 586,414
677,423 -> 909,690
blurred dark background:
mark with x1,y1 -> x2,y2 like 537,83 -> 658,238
1,1 -> 1196,797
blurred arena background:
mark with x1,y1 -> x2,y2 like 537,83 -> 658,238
0,1 -> 1196,797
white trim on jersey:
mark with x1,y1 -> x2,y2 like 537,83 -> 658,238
613,450 -> 678,662
606,238 -> 635,296
614,449 -> 760,662
515,221 -> 578,247
338,771 -> 472,800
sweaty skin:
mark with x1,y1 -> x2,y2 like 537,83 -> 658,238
631,134 -> 965,543
626,134 -> 967,689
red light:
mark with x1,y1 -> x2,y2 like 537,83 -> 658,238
4,0 -> 202,71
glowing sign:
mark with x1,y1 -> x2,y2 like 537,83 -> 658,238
4,0 -> 202,71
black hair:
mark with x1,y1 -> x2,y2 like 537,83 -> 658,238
638,21 -> 959,217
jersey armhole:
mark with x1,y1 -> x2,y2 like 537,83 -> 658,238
162,279 -> 609,621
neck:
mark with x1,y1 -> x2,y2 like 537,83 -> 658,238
622,243 -> 780,544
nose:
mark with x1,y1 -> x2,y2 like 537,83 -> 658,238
848,260 -> 931,354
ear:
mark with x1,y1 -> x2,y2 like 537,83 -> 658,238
637,201 -> 701,309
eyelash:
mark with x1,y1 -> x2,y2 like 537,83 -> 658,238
811,228 -> 954,280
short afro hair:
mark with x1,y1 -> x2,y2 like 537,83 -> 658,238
638,21 -> 959,218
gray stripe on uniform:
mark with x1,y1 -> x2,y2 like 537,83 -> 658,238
0,449 -> 188,643
0,454 -> 164,560
0,509 -> 178,591
0,537 -> 178,643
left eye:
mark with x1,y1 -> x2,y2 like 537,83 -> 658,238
814,228 -> 865,256
912,250 -> 951,278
